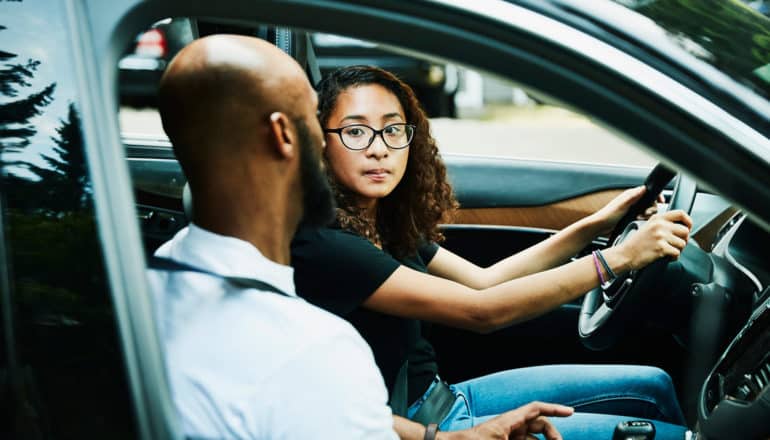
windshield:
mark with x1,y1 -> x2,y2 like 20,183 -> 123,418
614,0 -> 770,99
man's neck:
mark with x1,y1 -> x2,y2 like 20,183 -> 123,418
193,204 -> 296,266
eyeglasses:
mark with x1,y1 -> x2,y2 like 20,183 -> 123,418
324,123 -> 415,150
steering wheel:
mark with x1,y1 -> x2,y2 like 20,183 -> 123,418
578,164 -> 697,351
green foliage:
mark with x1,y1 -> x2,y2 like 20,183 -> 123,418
0,26 -> 56,158
0,24 -> 106,324
5,209 -> 110,320
25,103 -> 91,211
635,0 -> 770,94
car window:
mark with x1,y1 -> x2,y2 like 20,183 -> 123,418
433,69 -> 656,166
614,0 -> 770,99
119,28 -> 656,167
0,2 -> 137,437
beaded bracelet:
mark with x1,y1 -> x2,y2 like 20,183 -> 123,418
595,249 -> 616,280
591,250 -> 607,285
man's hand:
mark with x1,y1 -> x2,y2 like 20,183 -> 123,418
443,402 -> 574,440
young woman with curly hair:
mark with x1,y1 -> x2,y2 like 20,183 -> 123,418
291,65 -> 690,439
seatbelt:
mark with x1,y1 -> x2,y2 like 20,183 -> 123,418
304,33 -> 322,87
390,360 -> 409,417
148,256 -> 291,297
291,31 -> 322,87
273,26 -> 293,56
410,379 -> 455,425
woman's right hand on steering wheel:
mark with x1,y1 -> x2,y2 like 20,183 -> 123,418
612,209 -> 693,271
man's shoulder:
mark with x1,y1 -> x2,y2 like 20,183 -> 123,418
171,293 -> 396,439
241,291 -> 359,333
268,296 -> 368,350
174,291 -> 372,371
259,299 -> 376,372
154,226 -> 189,257
256,305 -> 396,440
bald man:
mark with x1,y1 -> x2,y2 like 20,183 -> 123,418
148,35 -> 397,439
148,34 -> 572,440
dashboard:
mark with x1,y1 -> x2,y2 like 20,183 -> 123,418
688,198 -> 770,439
697,285 -> 770,439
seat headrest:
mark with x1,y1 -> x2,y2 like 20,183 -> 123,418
182,182 -> 193,221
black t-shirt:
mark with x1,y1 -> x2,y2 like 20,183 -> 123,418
291,225 -> 440,404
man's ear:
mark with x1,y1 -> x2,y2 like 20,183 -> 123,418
268,112 -> 296,160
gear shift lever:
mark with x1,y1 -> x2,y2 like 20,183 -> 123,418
613,420 -> 655,440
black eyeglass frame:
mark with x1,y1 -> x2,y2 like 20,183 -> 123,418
323,123 -> 416,150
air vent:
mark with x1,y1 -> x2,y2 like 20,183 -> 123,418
730,356 -> 770,401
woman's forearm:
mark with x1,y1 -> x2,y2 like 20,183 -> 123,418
482,213 -> 604,286
428,214 -> 604,290
370,211 -> 689,334
475,246 -> 631,332
368,245 -> 630,334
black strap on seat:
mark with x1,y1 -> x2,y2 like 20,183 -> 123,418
290,31 -> 322,87
410,379 -> 455,425
304,33 -> 322,87
390,360 -> 409,417
273,27 -> 293,56
148,256 -> 291,297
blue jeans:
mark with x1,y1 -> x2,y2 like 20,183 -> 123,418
407,365 -> 688,440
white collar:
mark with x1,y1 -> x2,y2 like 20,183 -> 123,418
165,223 -> 297,297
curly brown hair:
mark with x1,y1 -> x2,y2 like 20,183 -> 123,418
317,65 -> 458,258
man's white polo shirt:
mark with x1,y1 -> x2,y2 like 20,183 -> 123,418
148,224 -> 397,439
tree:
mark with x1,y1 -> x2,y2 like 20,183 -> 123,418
25,103 -> 90,212
0,25 -> 56,165
633,0 -> 770,97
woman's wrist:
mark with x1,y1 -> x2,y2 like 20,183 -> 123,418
601,246 -> 633,275
436,430 -> 472,440
424,423 -> 440,440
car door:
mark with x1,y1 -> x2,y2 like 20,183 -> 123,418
0,3 -> 138,437
1,1 -> 181,438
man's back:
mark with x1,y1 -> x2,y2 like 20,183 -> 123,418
149,225 -> 397,439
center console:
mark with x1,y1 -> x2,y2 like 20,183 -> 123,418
695,288 -> 770,439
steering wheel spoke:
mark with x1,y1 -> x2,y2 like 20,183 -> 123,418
602,276 -> 633,308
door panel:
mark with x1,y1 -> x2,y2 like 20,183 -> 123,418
453,189 -> 624,230
445,154 -> 648,208
439,153 -> 645,281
